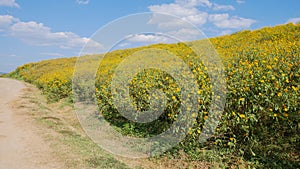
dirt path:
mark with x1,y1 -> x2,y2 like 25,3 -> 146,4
0,78 -> 64,169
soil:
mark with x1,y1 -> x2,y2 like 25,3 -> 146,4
0,78 -> 65,169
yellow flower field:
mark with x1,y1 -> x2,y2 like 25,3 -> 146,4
9,23 -> 300,167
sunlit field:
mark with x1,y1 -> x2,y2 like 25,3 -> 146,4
9,23 -> 300,168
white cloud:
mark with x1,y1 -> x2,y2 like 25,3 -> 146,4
40,52 -> 65,57
0,15 -> 19,31
175,0 -> 212,8
0,0 -> 19,7
148,0 -> 256,37
286,17 -> 300,24
10,21 -> 84,48
118,42 -> 130,47
149,3 -> 199,17
148,1 -> 209,28
209,13 -> 256,29
182,12 -> 208,25
81,38 -> 104,54
76,0 -> 89,5
236,0 -> 245,4
148,14 -> 187,30
127,34 -> 170,43
213,4 -> 235,11
168,28 -> 201,41
0,15 -> 103,52
148,0 -> 252,30
123,32 -> 198,47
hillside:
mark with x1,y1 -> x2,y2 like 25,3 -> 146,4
9,23 -> 300,168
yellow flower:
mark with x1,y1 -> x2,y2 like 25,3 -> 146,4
284,107 -> 288,112
283,113 -> 289,117
229,137 -> 234,142
277,92 -> 282,97
239,114 -> 245,118
193,119 -> 197,124
204,116 -> 208,120
273,113 -> 278,117
188,128 -> 193,135
286,78 -> 289,83
197,129 -> 201,134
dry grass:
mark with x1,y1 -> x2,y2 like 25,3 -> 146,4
11,82 -> 213,169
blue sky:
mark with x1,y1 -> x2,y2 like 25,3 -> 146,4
0,0 -> 299,72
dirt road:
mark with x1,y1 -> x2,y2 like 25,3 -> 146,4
0,78 -> 64,169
